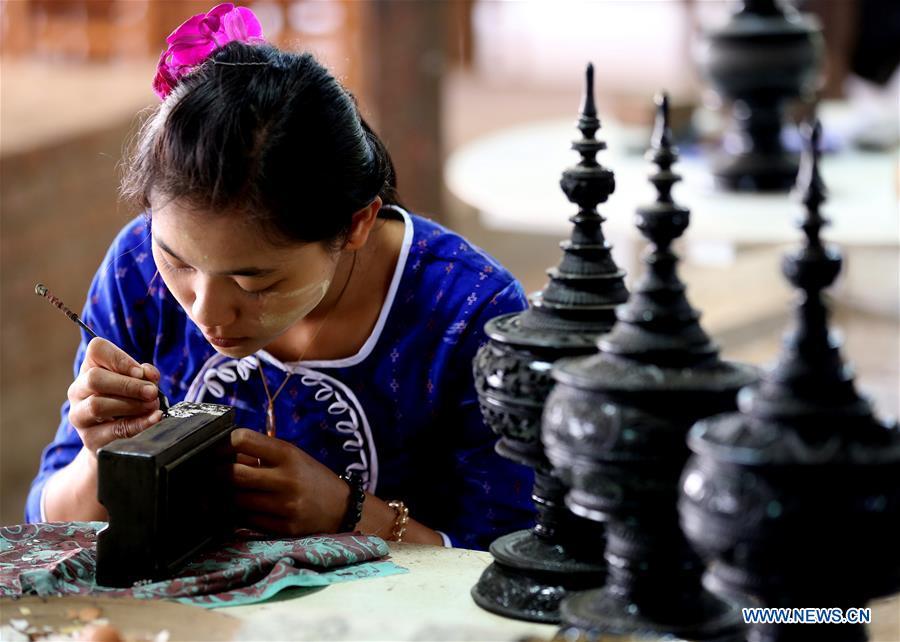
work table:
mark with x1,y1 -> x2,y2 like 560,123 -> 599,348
225,543 -> 899,642
227,542 -> 556,641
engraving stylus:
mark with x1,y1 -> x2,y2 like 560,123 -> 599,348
35,283 -> 170,414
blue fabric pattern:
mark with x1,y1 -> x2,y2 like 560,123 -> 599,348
27,207 -> 535,550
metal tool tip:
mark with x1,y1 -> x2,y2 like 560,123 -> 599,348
35,283 -> 48,296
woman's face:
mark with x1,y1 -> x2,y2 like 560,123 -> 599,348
150,200 -> 339,358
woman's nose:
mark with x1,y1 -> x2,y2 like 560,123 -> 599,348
192,279 -> 238,329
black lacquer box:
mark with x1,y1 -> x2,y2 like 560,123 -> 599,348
95,401 -> 236,587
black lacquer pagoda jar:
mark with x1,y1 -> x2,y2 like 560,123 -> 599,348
697,0 -> 823,191
679,122 -> 900,642
470,64 -> 629,623
542,94 -> 759,641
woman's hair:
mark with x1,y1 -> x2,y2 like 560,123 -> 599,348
122,42 -> 401,247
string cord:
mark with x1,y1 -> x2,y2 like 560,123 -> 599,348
259,251 -> 358,438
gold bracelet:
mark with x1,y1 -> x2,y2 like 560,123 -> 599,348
386,500 -> 409,542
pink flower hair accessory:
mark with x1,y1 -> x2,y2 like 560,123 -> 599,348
153,3 -> 264,100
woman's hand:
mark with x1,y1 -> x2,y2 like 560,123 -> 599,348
67,337 -> 164,454
230,428 -> 350,536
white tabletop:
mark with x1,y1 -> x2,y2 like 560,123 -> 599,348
445,119 -> 899,247
226,542 -> 557,641
222,540 -> 900,641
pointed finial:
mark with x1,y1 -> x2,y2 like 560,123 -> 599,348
597,91 -> 716,367
582,63 -> 597,119
575,63 -> 601,141
531,61 -> 624,330
795,119 -> 827,218
651,92 -> 672,151
560,63 -> 612,211
643,91 -> 679,212
736,117 -> 874,439
784,117 -> 838,292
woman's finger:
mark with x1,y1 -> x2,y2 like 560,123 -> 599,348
230,428 -> 289,465
69,395 -> 159,427
230,462 -> 285,492
141,363 -> 162,384
69,367 -> 159,410
83,367 -> 160,401
81,410 -> 164,450
80,337 -> 144,378
235,453 -> 261,467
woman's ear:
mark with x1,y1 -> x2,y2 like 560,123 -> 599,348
342,197 -> 383,251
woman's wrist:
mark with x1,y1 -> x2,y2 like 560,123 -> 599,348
355,493 -> 392,540
356,493 -> 442,546
43,447 -> 108,522
337,472 -> 365,532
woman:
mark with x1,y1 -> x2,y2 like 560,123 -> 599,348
27,3 -> 533,550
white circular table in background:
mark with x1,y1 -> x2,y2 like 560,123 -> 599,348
445,119 -> 899,247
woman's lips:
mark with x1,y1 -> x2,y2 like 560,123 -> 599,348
205,335 -> 247,348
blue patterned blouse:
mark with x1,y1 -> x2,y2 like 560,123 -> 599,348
26,206 -> 536,549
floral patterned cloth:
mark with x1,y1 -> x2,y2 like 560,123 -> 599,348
0,522 -> 405,607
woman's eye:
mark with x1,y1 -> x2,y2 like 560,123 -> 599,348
160,255 -> 193,273
241,285 -> 265,296
237,281 -> 273,296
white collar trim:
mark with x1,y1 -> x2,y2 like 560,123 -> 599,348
257,205 -> 413,371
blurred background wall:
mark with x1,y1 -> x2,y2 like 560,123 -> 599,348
1,0 -> 897,526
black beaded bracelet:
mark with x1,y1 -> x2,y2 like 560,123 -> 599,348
338,471 -> 365,532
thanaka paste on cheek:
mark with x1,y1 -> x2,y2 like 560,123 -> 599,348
257,279 -> 332,331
